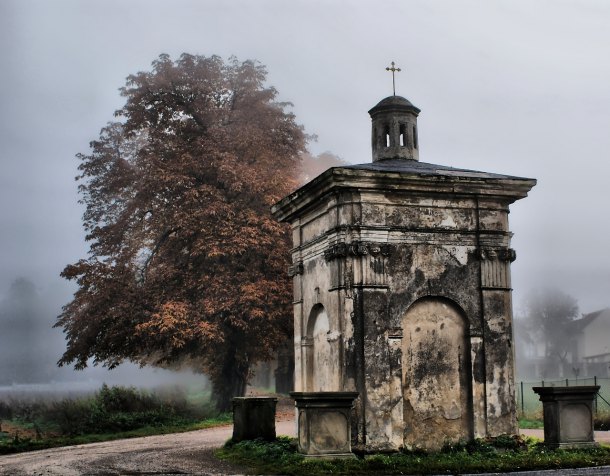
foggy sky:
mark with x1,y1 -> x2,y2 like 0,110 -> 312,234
1,0 -> 609,319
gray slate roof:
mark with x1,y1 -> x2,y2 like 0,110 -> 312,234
343,159 -> 531,181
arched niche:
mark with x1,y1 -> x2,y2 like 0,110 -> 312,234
305,304 -> 340,392
401,297 -> 473,450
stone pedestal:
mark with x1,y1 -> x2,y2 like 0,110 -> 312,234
232,396 -> 277,442
532,386 -> 599,448
291,391 -> 359,459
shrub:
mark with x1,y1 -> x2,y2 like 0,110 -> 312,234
595,411 -> 610,431
0,401 -> 13,420
0,384 -> 217,437
40,384 -> 216,436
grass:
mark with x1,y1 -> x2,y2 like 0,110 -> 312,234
0,415 -> 232,455
518,409 -> 610,431
0,383 -> 231,455
217,436 -> 610,475
519,418 -> 544,429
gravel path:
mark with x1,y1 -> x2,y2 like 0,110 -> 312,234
1,424 -> 609,476
0,420 -> 296,476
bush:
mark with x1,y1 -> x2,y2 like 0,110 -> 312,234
0,401 -> 13,420
49,397 -> 97,435
0,384 -> 217,437
40,384 -> 216,436
595,411 -> 610,431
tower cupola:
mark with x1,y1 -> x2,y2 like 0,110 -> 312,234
369,95 -> 420,162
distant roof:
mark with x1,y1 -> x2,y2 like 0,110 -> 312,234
570,308 -> 610,332
342,159 -> 531,181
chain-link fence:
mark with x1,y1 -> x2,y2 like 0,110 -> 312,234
516,377 -> 610,417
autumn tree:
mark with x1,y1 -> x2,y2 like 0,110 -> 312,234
57,54 -> 307,411
524,287 -> 579,364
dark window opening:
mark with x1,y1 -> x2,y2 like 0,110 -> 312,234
399,124 -> 406,147
413,125 -> 418,149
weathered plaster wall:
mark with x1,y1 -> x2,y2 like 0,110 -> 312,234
287,184 -> 521,451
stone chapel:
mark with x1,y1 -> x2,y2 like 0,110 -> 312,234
272,92 -> 536,451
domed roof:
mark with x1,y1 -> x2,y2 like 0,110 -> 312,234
368,95 -> 420,115
374,95 -> 414,108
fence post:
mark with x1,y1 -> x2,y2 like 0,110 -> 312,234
566,378 -> 569,387
520,381 -> 524,415
594,376 -> 598,414
542,380 -> 545,388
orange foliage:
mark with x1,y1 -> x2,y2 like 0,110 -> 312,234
57,54 -> 307,410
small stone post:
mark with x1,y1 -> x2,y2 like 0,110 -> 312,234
232,396 -> 278,442
532,385 -> 600,448
291,391 -> 359,459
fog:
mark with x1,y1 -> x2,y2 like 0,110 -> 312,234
0,277 -> 207,391
1,0 -> 610,385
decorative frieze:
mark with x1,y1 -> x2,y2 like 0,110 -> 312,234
324,241 -> 394,262
479,248 -> 516,262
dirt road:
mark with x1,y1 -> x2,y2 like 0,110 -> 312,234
0,420 -> 296,476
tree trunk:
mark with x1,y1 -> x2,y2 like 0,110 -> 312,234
274,340 -> 294,394
212,349 -> 249,413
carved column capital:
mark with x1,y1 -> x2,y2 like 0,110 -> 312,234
288,261 -> 304,277
324,241 -> 394,262
479,248 -> 516,262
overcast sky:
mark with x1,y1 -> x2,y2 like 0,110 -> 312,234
1,0 -> 609,320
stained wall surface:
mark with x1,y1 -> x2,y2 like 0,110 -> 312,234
276,168 -> 534,451
274,94 -> 534,452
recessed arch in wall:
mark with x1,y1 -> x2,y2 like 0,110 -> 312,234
401,296 -> 473,449
305,304 -> 340,392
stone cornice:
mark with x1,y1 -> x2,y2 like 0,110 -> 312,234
271,166 -> 536,223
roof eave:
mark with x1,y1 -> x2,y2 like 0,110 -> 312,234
271,166 -> 536,223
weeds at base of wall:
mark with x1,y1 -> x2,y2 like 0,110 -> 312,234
217,436 -> 610,476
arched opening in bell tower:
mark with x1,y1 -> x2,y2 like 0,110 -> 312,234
399,123 -> 407,147
384,124 -> 391,148
413,124 -> 418,149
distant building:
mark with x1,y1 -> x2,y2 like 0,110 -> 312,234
573,308 -> 610,376
516,308 -> 610,379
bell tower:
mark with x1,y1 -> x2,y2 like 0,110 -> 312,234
369,61 -> 420,162
369,96 -> 420,162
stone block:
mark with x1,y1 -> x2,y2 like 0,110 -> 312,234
232,396 -> 277,442
291,391 -> 359,459
533,385 -> 599,448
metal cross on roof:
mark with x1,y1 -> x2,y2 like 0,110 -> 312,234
385,61 -> 401,96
